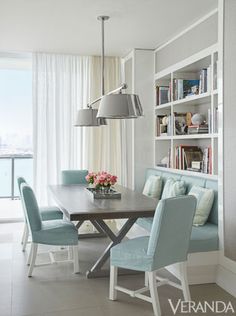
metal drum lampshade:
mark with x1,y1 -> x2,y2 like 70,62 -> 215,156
74,108 -> 106,126
97,94 -> 143,119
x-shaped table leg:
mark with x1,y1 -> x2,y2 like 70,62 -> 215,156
86,217 -> 137,278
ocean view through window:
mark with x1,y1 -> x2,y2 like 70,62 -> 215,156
0,61 -> 33,201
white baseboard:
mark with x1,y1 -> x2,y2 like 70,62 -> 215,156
216,265 -> 236,297
166,260 -> 218,285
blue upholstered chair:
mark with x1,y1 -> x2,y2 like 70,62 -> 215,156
61,169 -> 88,185
109,195 -> 197,316
17,177 -> 63,252
21,183 -> 79,277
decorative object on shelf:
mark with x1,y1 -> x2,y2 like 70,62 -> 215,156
75,16 -> 143,126
174,112 -> 188,135
85,171 -> 119,198
156,115 -> 172,136
191,113 -> 206,125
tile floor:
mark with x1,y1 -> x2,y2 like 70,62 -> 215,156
0,222 -> 235,316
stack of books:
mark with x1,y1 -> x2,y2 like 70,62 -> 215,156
188,124 -> 209,134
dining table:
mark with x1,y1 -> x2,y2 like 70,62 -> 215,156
49,184 -> 158,278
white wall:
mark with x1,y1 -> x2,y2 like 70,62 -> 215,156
216,0 -> 236,297
123,49 -> 154,192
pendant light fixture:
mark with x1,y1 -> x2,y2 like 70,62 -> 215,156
75,15 -> 143,126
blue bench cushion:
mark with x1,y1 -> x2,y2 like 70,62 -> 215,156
136,218 -> 219,253
190,223 -> 219,253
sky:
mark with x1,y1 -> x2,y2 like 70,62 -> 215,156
0,68 -> 32,143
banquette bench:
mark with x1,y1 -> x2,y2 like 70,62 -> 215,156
137,168 -> 219,254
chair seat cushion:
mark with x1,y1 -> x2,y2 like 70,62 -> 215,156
111,236 -> 153,272
40,206 -> 63,221
136,218 -> 219,253
33,219 -> 78,246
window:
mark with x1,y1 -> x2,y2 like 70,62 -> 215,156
0,56 -> 33,200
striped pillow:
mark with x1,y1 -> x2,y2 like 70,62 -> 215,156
161,178 -> 186,199
143,175 -> 162,199
188,185 -> 214,226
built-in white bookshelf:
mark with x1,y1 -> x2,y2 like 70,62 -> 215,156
154,44 -> 218,178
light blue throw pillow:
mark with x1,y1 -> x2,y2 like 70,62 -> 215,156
143,175 -> 162,199
161,178 -> 186,199
188,185 -> 214,226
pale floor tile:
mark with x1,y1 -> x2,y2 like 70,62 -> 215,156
0,199 -> 23,220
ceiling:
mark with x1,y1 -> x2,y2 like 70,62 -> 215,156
0,0 -> 217,57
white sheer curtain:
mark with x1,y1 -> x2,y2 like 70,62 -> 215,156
33,53 -> 122,204
83,56 -> 122,178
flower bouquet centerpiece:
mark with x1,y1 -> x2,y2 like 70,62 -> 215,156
85,171 -> 120,199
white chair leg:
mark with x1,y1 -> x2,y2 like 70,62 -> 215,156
21,223 -> 27,244
148,271 -> 162,316
68,246 -> 73,260
145,271 -> 149,286
72,245 -> 79,274
109,265 -> 118,301
179,262 -> 191,301
22,225 -> 29,252
28,243 -> 38,277
26,243 -> 33,265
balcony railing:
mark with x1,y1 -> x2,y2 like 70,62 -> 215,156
0,155 -> 33,199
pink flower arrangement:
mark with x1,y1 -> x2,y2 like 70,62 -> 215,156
85,171 -> 117,188
85,172 -> 97,184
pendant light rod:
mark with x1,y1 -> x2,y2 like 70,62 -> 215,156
87,83 -> 128,108
97,16 -> 109,96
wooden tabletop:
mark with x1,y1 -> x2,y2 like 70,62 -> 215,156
49,184 -> 158,221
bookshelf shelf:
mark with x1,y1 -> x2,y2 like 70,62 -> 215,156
172,134 -> 218,140
155,136 -> 172,140
154,166 -> 218,180
172,92 -> 211,107
154,44 -> 218,176
155,102 -> 171,110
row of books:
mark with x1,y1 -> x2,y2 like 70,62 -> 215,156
174,145 -> 212,174
156,66 -> 212,105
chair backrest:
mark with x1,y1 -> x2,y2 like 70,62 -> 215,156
147,195 -> 197,270
17,177 -> 28,220
61,169 -> 88,185
17,177 -> 27,197
21,183 -> 42,233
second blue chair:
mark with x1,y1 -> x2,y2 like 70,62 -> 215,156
17,177 -> 63,252
21,183 -> 79,277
